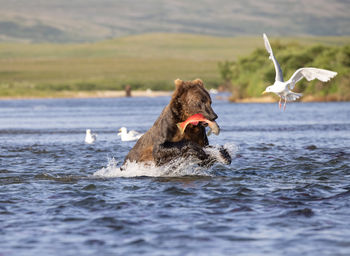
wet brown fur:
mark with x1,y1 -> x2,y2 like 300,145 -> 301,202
123,79 -> 230,166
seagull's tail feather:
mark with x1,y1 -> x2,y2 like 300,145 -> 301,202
286,92 -> 303,102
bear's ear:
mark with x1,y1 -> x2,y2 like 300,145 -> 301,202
170,79 -> 185,118
174,78 -> 184,89
192,78 -> 204,87
173,78 -> 185,98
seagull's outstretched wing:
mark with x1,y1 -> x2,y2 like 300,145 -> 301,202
263,33 -> 273,55
287,68 -> 337,90
263,33 -> 284,82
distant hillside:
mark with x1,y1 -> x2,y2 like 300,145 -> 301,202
0,0 -> 349,42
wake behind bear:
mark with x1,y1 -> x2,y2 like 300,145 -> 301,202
122,79 -> 231,168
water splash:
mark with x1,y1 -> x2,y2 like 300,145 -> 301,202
93,157 -> 211,178
94,143 -> 236,178
204,143 -> 238,164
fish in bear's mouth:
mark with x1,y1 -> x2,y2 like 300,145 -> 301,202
177,113 -> 220,136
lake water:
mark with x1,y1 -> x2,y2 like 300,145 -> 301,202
0,96 -> 350,256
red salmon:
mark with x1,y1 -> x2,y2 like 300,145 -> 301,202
177,113 -> 220,136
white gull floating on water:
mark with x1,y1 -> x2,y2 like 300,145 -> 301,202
118,127 -> 143,142
262,33 -> 337,110
85,129 -> 97,144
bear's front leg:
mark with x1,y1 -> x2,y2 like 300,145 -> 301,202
204,145 -> 232,165
153,140 -> 214,166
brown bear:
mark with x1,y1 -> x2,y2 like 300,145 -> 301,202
122,78 -> 231,167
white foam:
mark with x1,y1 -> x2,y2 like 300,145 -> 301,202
93,157 -> 211,178
93,143 -> 237,178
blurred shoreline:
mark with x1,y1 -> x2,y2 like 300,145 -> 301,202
0,91 -> 347,102
231,95 -> 349,103
0,90 -> 172,100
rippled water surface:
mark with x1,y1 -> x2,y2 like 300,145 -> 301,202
1,97 -> 350,256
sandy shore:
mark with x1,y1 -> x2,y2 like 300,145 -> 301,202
233,96 -> 276,103
0,91 -> 345,102
0,90 -> 172,100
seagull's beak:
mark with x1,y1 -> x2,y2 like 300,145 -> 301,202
262,90 -> 268,95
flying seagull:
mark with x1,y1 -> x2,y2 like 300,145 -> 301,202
262,33 -> 337,110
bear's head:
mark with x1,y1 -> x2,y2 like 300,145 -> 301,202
170,79 -> 218,123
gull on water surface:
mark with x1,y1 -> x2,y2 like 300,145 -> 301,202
262,33 -> 337,110
118,127 -> 143,142
85,129 -> 97,144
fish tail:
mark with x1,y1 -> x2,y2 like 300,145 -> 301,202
207,129 -> 212,136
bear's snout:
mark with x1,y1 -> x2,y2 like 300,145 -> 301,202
209,112 -> 218,121
205,109 -> 218,121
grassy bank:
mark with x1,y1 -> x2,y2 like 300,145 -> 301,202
1,33 -> 350,98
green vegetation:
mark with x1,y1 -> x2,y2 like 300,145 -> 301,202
1,33 -> 350,98
219,40 -> 350,101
